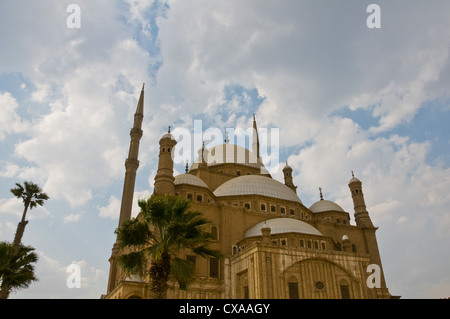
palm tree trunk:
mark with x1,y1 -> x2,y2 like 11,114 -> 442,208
12,201 -> 30,253
150,252 -> 171,299
0,283 -> 10,299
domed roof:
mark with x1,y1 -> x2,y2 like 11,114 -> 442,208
244,218 -> 323,238
190,144 -> 265,170
174,174 -> 209,189
348,171 -> 361,184
161,133 -> 175,140
309,199 -> 345,213
213,175 -> 302,203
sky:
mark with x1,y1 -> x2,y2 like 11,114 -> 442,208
0,0 -> 449,299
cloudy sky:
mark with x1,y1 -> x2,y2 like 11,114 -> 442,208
0,0 -> 449,299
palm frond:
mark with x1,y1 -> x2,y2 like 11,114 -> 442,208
192,245 -> 222,259
115,218 -> 153,249
117,251 -> 146,277
170,258 -> 196,291
0,243 -> 38,293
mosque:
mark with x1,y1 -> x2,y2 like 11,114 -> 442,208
103,86 -> 395,299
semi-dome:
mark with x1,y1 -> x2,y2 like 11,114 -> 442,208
174,174 -> 209,189
244,218 -> 323,238
190,144 -> 265,170
213,175 -> 302,203
309,200 -> 345,213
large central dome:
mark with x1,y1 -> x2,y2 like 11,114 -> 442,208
190,144 -> 265,170
213,175 -> 302,203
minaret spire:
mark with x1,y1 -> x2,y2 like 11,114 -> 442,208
118,84 -> 144,227
252,113 -> 260,159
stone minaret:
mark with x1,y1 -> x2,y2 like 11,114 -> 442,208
348,171 -> 374,228
348,172 -> 391,298
154,127 -> 177,196
107,84 -> 144,294
117,84 -> 145,227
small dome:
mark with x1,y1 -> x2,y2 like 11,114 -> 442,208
348,171 -> 361,184
244,218 -> 322,238
161,133 -> 175,140
174,174 -> 209,189
309,200 -> 345,213
213,175 -> 302,203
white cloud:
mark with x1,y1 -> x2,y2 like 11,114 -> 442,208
98,196 -> 121,220
63,214 -> 82,224
0,92 -> 27,140
10,30 -> 154,207
98,190 -> 152,220
0,196 -> 50,221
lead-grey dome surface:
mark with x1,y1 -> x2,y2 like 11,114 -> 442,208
174,174 -> 209,188
244,218 -> 323,238
309,200 -> 345,213
213,175 -> 302,203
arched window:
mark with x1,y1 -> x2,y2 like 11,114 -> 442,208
260,203 -> 266,211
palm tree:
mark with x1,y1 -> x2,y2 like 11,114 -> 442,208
10,181 -> 49,253
0,242 -> 38,299
115,195 -> 221,299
